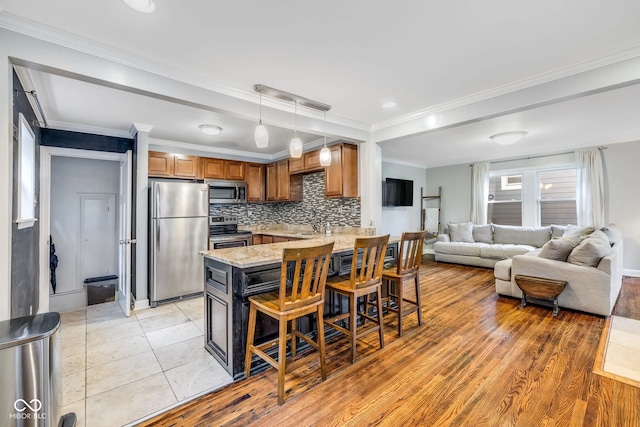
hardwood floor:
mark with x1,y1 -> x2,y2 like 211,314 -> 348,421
139,261 -> 640,427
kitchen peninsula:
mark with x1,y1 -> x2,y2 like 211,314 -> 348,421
201,234 -> 399,379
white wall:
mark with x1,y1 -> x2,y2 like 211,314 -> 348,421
380,161 -> 427,237
425,163 -> 472,226
602,140 -> 640,274
51,157 -> 119,295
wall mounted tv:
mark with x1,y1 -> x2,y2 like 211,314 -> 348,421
382,178 -> 414,206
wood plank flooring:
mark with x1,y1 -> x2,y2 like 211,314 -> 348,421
138,261 -> 640,427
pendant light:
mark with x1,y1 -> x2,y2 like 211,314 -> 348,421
319,110 -> 331,166
254,91 -> 269,148
289,101 -> 303,158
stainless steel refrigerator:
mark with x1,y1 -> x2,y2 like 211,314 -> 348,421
149,180 -> 209,306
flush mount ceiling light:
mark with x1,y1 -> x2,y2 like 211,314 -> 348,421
199,124 -> 222,136
289,101 -> 303,158
490,131 -> 528,145
254,90 -> 269,148
319,110 -> 331,166
123,0 -> 156,13
381,101 -> 398,109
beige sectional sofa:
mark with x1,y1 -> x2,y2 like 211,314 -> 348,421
436,222 -> 624,316
495,233 -> 623,317
434,223 -> 555,268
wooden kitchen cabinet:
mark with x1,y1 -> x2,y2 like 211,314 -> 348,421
148,151 -> 174,177
202,158 -> 225,179
246,163 -> 265,202
272,236 -> 289,243
304,149 -> 323,171
288,156 -> 304,174
325,143 -> 358,198
266,160 -> 302,202
226,161 -> 245,180
252,234 -> 263,245
173,154 -> 201,179
202,158 -> 246,180
148,151 -> 201,179
262,235 -> 274,244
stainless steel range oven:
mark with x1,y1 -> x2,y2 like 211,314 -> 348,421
209,216 -> 252,250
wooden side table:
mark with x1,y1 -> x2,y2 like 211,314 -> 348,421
514,275 -> 567,316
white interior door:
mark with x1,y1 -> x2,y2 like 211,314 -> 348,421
78,194 -> 116,283
118,151 -> 132,317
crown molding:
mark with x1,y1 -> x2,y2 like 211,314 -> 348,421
46,120 -> 133,139
130,123 -> 154,136
381,157 -> 427,169
148,138 -> 275,161
372,45 -> 640,132
0,12 -> 369,134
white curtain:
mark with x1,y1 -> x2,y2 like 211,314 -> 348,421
576,147 -> 605,228
471,162 -> 490,225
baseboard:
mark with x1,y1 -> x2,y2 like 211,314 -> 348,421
623,269 -> 640,278
133,299 -> 150,310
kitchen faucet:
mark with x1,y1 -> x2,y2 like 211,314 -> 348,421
311,209 -> 320,233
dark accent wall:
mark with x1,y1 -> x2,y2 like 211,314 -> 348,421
41,128 -> 133,153
11,71 -> 41,318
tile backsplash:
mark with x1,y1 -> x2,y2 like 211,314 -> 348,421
210,171 -> 361,227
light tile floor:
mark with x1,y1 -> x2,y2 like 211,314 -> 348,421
58,297 -> 232,427
603,315 -> 640,383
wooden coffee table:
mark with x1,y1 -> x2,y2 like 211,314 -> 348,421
514,274 -> 567,316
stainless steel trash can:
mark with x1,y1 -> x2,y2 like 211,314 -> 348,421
0,312 -> 73,427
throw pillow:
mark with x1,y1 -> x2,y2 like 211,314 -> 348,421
448,222 -> 474,243
600,224 -> 622,246
563,225 -> 594,238
538,234 -> 583,262
551,225 -> 568,239
472,224 -> 493,244
567,230 -> 611,267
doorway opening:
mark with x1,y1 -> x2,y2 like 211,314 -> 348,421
40,147 -> 132,316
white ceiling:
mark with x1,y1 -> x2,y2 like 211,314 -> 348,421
2,0 -> 640,166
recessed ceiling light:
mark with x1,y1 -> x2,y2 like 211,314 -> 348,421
199,124 -> 222,136
123,0 -> 155,13
381,101 -> 398,109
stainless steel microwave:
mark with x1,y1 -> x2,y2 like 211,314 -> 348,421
207,180 -> 247,204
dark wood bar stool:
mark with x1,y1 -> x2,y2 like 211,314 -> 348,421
324,235 -> 390,364
244,242 -> 335,405
381,230 -> 428,336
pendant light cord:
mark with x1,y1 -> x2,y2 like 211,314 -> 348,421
294,101 -> 298,137
324,110 -> 328,147
259,92 -> 263,125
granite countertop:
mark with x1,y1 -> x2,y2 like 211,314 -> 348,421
201,234 -> 400,268
240,224 -> 374,239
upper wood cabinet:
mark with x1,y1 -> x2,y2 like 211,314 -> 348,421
325,143 -> 358,198
246,163 -> 265,202
202,158 -> 225,179
266,160 -> 302,202
149,151 -> 201,179
288,156 -> 304,174
148,151 -> 174,177
201,158 -> 246,181
226,161 -> 245,181
304,150 -> 323,171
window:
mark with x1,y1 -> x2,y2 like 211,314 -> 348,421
17,113 -> 36,229
488,173 -> 522,226
538,169 -> 577,226
488,166 -> 576,227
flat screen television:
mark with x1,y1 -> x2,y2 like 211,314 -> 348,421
382,178 -> 414,206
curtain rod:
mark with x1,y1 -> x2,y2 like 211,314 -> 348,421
470,146 -> 607,167
15,89 -> 48,128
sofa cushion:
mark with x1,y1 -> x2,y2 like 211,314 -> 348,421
448,222 -> 474,243
551,225 -> 567,239
473,224 -> 493,244
563,225 -> 594,237
538,234 -> 583,262
567,230 -> 611,267
433,241 -> 487,257
494,259 -> 512,281
493,225 -> 551,248
600,224 -> 622,245
480,244 -> 536,260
